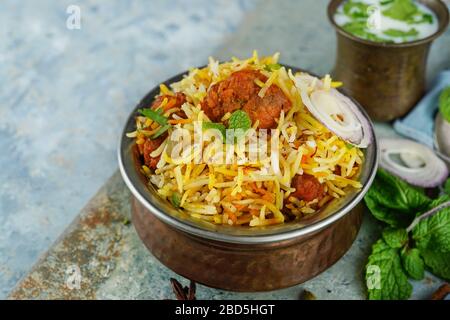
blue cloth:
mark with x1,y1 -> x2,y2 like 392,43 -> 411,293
393,70 -> 450,147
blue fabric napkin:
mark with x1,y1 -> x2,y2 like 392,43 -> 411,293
393,70 -> 450,147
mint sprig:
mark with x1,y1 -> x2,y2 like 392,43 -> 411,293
366,239 -> 412,300
364,169 -> 431,227
420,250 -> 450,280
228,110 -> 252,141
228,110 -> 252,132
439,86 -> 450,123
411,196 -> 450,252
382,228 -> 408,248
382,0 -> 418,21
364,169 -> 450,300
202,122 -> 227,140
138,108 -> 168,126
343,0 -> 370,19
170,192 -> 182,208
264,63 -> 281,72
444,178 -> 450,195
382,0 -> 433,25
383,28 -> 418,38
401,248 -> 425,280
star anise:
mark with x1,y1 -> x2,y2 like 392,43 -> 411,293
170,278 -> 196,300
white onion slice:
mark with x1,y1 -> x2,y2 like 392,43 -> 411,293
379,138 -> 449,188
295,76 -> 373,148
399,152 -> 425,169
293,73 -> 322,90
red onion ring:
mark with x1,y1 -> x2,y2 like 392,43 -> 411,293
379,138 -> 448,188
295,75 -> 372,148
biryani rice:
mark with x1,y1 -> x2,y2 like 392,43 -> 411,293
128,52 -> 364,227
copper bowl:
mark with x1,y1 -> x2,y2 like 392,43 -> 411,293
118,66 -> 379,291
328,0 -> 449,122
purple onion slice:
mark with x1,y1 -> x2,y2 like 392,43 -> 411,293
379,138 -> 448,188
295,76 -> 372,148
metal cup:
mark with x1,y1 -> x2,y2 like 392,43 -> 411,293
328,0 -> 449,122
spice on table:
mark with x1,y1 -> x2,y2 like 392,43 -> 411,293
300,289 -> 317,300
170,278 -> 197,300
430,283 -> 450,300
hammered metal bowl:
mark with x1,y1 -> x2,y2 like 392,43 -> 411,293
118,66 -> 378,291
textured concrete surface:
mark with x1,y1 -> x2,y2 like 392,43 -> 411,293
1,0 -> 450,299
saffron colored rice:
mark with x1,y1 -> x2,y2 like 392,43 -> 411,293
127,52 -> 364,227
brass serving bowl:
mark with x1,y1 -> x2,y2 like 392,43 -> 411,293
328,0 -> 449,122
118,66 -> 378,291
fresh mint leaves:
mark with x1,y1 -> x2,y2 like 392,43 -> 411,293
202,110 -> 252,143
382,0 -> 418,21
343,0 -> 370,19
138,108 -> 171,140
382,228 -> 408,248
229,110 -> 252,132
401,248 -> 425,280
412,196 -> 450,253
265,63 -> 281,72
439,86 -> 450,123
342,21 -> 389,42
170,192 -> 181,208
444,178 -> 450,195
364,169 -> 450,299
380,0 -> 394,5
228,110 -> 252,140
420,250 -> 450,280
383,28 -> 418,38
366,239 -> 412,300
151,124 -> 170,139
138,108 -> 168,126
202,122 -> 227,140
338,0 -> 433,43
364,169 -> 431,227
382,0 -> 433,25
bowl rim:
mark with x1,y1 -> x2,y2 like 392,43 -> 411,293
327,0 -> 450,48
118,65 -> 379,244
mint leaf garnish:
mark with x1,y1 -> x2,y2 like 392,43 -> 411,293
366,239 -> 412,300
412,196 -> 450,253
383,0 -> 418,21
420,249 -> 450,281
265,63 -> 281,72
444,178 -> 450,195
364,169 -> 431,227
343,0 -> 370,19
382,228 -> 408,248
342,21 -> 390,43
202,122 -> 226,140
170,192 -> 181,208
383,28 -> 418,38
439,86 -> 450,123
228,110 -> 252,140
138,108 -> 168,126
401,248 -> 425,280
151,124 -> 170,139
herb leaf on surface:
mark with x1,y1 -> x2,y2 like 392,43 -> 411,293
365,239 -> 412,300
